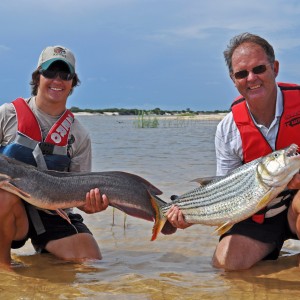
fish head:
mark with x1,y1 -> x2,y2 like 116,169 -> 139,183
257,144 -> 300,187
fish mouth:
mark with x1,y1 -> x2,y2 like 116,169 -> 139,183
286,144 -> 299,157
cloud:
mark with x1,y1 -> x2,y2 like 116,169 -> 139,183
0,45 -> 10,52
138,0 -> 300,48
144,26 -> 210,44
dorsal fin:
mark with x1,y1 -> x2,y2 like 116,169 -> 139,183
191,176 -> 224,186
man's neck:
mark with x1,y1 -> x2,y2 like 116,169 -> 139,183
35,96 -> 66,116
248,101 -> 276,128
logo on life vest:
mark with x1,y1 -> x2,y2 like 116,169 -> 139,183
50,114 -> 74,144
285,117 -> 300,127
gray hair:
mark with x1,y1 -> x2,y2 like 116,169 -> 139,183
224,32 -> 275,73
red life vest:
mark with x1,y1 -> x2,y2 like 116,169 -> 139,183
12,97 -> 74,147
232,82 -> 300,163
231,82 -> 300,223
0,98 -> 75,171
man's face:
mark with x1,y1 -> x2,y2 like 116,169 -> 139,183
37,61 -> 73,106
231,42 -> 279,104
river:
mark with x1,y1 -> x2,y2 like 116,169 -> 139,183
5,115 -> 300,299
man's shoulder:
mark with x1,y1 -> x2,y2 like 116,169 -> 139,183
278,82 -> 300,89
217,111 -> 235,132
72,117 -> 88,132
0,102 -> 15,116
216,111 -> 240,144
70,118 -> 91,142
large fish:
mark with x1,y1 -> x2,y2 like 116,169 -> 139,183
0,154 -> 176,235
151,144 -> 300,241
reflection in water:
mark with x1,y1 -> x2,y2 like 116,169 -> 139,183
5,116 -> 300,299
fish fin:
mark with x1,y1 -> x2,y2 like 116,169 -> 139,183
161,221 -> 177,235
115,171 -> 163,195
0,174 -> 11,181
191,176 -> 224,186
213,222 -> 233,236
255,192 -> 272,211
153,195 -> 168,205
56,209 -> 71,224
0,181 -> 31,200
150,194 -> 167,241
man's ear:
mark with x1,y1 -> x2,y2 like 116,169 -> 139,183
273,60 -> 279,78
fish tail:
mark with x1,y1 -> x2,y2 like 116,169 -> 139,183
150,194 -> 167,241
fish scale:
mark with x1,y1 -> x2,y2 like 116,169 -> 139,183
0,154 -> 179,236
163,166 -> 259,212
151,144 -> 300,240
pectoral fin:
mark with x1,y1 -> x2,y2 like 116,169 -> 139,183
56,209 -> 71,224
0,181 -> 31,200
213,221 -> 233,236
255,192 -> 272,211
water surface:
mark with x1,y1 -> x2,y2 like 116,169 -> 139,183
7,115 -> 300,299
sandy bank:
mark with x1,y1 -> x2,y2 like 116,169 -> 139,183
73,112 -> 227,121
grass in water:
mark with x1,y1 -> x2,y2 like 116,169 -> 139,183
134,110 -> 159,128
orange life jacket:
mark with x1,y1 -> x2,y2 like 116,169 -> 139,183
232,82 -> 300,163
231,82 -> 300,223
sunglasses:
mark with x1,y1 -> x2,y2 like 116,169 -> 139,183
232,63 -> 272,80
39,69 -> 75,81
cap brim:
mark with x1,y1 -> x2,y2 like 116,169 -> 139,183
41,58 -> 75,74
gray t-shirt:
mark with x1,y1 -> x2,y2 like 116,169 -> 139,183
0,97 -> 92,172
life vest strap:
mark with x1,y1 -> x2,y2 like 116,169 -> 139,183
15,133 -> 67,155
251,190 -> 296,223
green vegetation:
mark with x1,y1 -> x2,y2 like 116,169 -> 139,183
69,106 -> 229,116
69,106 -> 138,115
133,110 -> 159,128
133,111 -> 218,129
69,106 -> 229,129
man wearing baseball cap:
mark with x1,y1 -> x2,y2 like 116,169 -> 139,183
38,45 -> 75,74
0,45 -> 109,268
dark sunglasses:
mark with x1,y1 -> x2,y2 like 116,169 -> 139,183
39,69 -> 75,81
232,63 -> 272,80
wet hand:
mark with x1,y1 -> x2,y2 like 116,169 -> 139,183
166,205 -> 192,229
287,173 -> 300,189
77,188 -> 109,214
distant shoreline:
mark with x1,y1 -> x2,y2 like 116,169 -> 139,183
73,112 -> 227,121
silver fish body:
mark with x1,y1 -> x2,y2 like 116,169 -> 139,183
0,155 -> 176,235
151,144 -> 300,240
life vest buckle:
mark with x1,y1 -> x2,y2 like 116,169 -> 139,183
39,142 -> 55,155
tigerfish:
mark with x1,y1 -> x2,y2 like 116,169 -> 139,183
151,144 -> 300,241
0,154 -> 176,235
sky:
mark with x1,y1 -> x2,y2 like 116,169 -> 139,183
0,0 -> 300,111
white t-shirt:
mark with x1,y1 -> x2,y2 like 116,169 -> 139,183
214,86 -> 286,215
215,86 -> 283,176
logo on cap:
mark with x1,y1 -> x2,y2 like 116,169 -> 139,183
53,47 -> 67,57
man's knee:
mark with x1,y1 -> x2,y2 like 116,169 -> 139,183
212,235 -> 273,271
45,233 -> 102,261
0,191 -> 28,241
0,190 -> 22,214
212,241 -> 248,270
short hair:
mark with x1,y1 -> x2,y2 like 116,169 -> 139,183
224,32 -> 276,73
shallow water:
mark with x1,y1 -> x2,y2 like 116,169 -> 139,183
7,115 -> 300,299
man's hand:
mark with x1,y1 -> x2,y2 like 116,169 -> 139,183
77,188 -> 109,214
165,205 -> 192,229
287,173 -> 300,190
